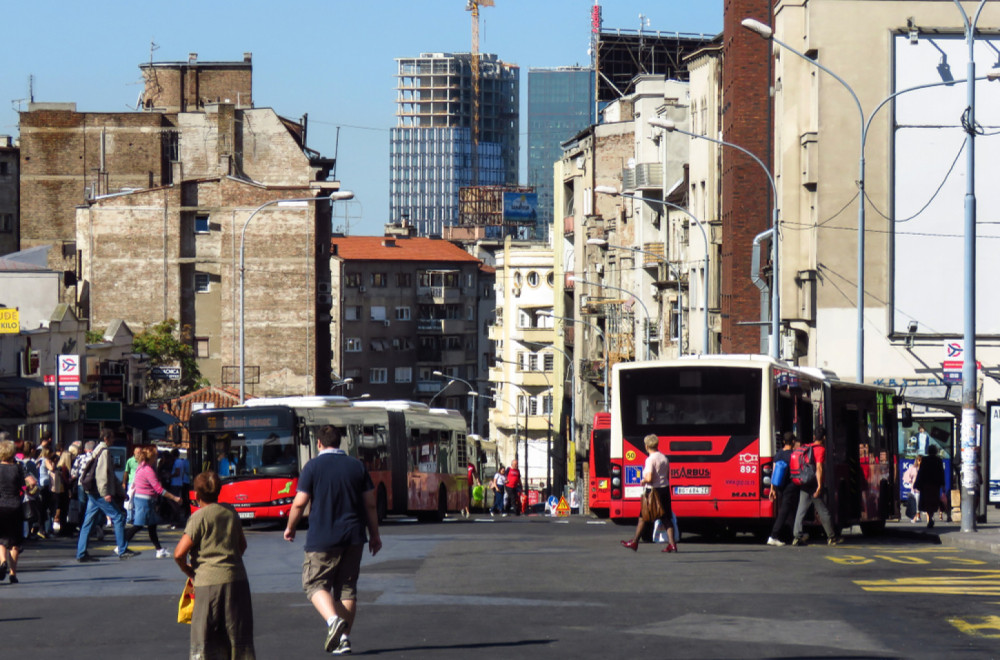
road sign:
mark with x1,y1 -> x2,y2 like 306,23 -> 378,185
555,496 -> 571,517
58,354 -> 80,383
59,385 -> 80,400
151,366 -> 181,381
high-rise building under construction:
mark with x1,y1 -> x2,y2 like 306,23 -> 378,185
390,52 -> 519,237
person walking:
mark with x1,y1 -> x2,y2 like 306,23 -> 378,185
766,433 -> 799,546
621,434 -> 677,553
0,437 -> 38,584
284,425 -> 381,656
490,464 -> 506,517
76,429 -> 138,562
122,445 -> 142,526
791,428 -> 842,546
914,444 -> 946,529
174,471 -> 255,659
504,459 -> 522,516
128,446 -> 183,558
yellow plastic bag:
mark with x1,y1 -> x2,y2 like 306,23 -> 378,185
178,579 -> 194,624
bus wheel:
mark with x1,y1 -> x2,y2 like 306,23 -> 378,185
376,485 -> 387,523
434,487 -> 447,522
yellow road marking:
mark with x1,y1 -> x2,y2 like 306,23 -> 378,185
947,615 -> 1000,639
855,569 -> 1000,596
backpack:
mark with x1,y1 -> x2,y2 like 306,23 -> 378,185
789,444 -> 816,486
80,449 -> 102,493
771,459 -> 789,489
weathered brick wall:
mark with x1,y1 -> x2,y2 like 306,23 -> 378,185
19,109 -> 170,270
78,176 -> 327,398
0,144 -> 18,256
140,62 -> 252,112
721,0 -> 774,354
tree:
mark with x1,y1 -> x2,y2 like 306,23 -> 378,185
132,320 -> 206,400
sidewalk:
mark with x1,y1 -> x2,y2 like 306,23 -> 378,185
885,508 -> 1000,556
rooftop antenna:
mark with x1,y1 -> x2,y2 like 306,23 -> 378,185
12,74 -> 34,113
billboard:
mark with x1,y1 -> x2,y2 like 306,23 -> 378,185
893,34 -> 1000,335
503,192 -> 538,223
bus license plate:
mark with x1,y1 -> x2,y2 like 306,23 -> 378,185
674,486 -> 710,495
238,511 -> 255,520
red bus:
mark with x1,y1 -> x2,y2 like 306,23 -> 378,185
188,396 -> 470,523
587,412 -> 613,517
608,356 -> 899,537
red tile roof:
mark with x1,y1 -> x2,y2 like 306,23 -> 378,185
332,236 -> 481,263
163,386 -> 251,448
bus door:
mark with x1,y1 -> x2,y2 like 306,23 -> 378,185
827,387 -> 867,525
386,410 -> 409,514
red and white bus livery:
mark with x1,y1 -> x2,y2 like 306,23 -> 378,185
608,355 -> 899,537
188,397 -> 471,523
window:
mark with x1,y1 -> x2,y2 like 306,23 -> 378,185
345,273 -> 362,287
344,306 -> 361,321
370,306 -> 387,322
543,353 -> 554,372
542,394 -> 553,415
346,337 -> 362,352
371,273 -> 388,288
0,214 -> 12,233
370,368 -> 388,384
194,272 -> 210,293
0,162 -> 8,175
396,273 -> 412,287
194,214 -> 210,234
369,339 -> 387,352
395,367 -> 412,383
526,271 -> 539,287
195,337 -> 210,358
395,306 -> 411,321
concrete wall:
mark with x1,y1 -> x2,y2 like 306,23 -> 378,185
0,272 -> 61,330
773,0 -> 1000,402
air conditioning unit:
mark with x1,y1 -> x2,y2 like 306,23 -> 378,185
318,282 -> 332,294
317,294 -> 333,307
595,263 -> 604,275
359,285 -> 366,293
383,320 -> 391,327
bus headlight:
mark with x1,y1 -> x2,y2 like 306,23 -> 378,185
271,497 -> 295,506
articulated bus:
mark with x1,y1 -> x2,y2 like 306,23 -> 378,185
608,355 -> 899,537
587,412 -> 612,517
188,396 -> 471,523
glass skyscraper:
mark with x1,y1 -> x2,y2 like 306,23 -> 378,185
527,67 -> 594,241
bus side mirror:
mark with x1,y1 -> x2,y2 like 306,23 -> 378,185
900,408 -> 913,427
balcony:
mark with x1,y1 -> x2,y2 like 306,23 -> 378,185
517,371 -> 552,388
417,286 -> 461,303
641,242 -> 666,268
579,359 -> 606,384
634,162 -> 663,191
415,380 -> 441,394
417,319 -> 468,334
518,326 -> 553,344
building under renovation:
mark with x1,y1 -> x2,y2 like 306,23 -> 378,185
390,52 -> 519,237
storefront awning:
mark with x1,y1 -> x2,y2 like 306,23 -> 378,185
124,407 -> 180,430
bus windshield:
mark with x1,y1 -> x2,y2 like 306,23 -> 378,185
190,408 -> 298,478
619,366 -> 762,437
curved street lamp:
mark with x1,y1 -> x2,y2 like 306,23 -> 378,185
239,190 -> 354,404
570,275 -> 652,360
649,118 -> 778,360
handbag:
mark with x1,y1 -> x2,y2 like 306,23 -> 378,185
177,579 -> 195,624
640,488 -> 665,523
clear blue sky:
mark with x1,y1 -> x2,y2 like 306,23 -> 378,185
2,1 -> 721,237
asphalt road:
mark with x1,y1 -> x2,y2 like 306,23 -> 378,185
2,514 -> 999,659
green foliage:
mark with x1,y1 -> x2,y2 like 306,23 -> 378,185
132,319 -> 204,400
85,329 -> 106,345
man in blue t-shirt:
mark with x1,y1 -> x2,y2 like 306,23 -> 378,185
284,425 -> 381,656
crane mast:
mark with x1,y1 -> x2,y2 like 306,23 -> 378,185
466,0 -> 494,186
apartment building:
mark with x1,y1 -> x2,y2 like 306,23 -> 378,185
0,136 -> 17,256
330,232 -> 484,427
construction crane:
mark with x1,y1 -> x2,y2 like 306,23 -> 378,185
466,0 -> 494,185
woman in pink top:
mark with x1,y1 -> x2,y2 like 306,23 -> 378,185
129,446 -> 182,558
621,434 -> 677,553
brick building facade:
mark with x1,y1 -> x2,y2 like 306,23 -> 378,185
721,0 -> 774,354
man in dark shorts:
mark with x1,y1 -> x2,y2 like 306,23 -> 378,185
284,425 -> 381,655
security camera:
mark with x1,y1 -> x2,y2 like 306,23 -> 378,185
907,321 -> 918,334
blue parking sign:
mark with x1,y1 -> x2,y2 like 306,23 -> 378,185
625,465 -> 643,486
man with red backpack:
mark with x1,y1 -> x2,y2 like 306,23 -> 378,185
791,427 -> 842,546
766,432 -> 799,546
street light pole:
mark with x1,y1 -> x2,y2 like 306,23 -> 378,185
570,276 -> 652,360
239,190 -> 354,404
650,118 -> 778,360
433,370 -> 477,434
522,340 -> 574,495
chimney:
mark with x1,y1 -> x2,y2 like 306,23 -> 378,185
188,53 -> 198,64
244,52 -> 253,63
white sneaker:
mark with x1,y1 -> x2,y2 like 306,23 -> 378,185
766,537 -> 786,547
156,548 -> 171,559
114,546 -> 120,555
